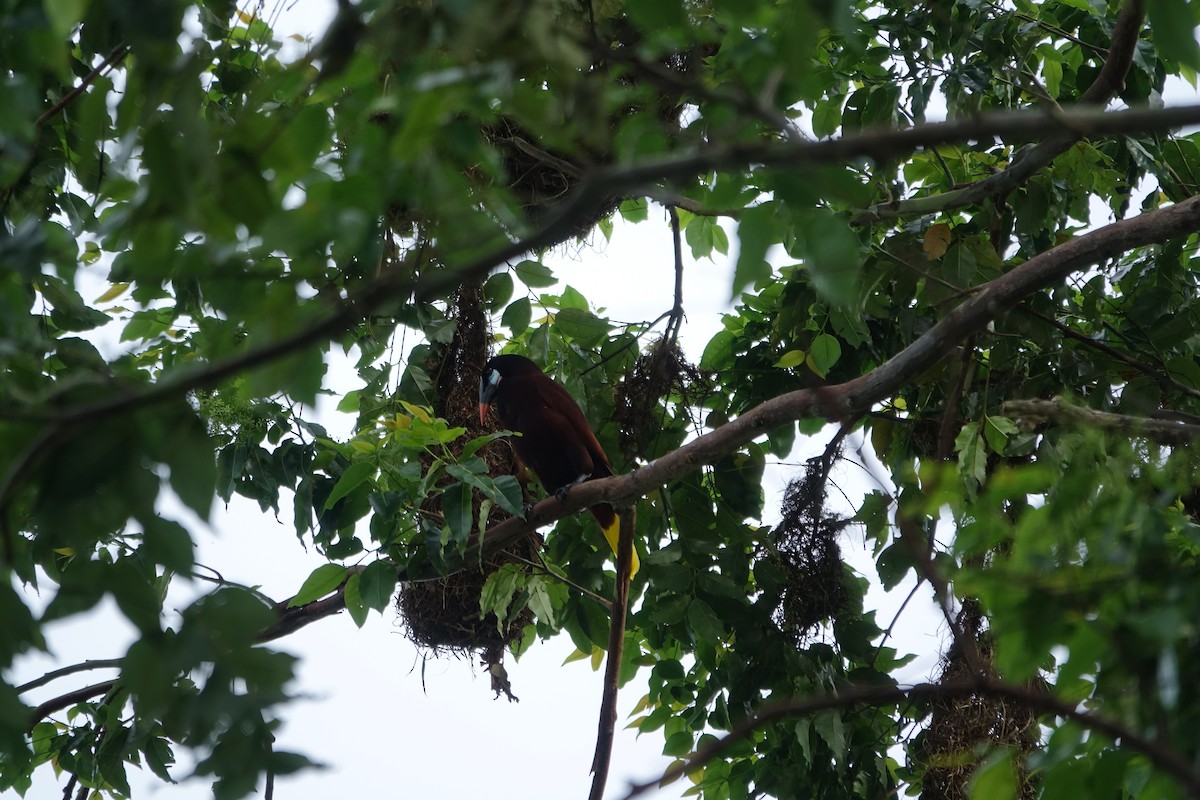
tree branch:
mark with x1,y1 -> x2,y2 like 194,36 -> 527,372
852,0 -> 1146,225
1002,398 -> 1200,445
589,507 -> 636,800
16,659 -> 122,694
35,43 -> 130,129
27,681 -> 117,730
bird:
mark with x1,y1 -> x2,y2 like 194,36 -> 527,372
479,354 -> 638,575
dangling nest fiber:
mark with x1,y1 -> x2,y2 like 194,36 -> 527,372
767,450 -> 850,644
613,337 -> 704,461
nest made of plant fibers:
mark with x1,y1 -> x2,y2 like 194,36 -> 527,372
397,283 -> 539,656
768,462 -> 851,645
613,338 -> 705,462
918,603 -> 1041,800
396,535 -> 539,657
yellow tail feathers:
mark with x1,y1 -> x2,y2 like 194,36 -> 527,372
601,517 -> 639,577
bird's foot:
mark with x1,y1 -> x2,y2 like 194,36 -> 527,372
522,502 -> 537,521
554,473 -> 590,503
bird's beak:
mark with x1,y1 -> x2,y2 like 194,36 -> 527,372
479,370 -> 500,425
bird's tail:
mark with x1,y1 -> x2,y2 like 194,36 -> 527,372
591,504 -> 639,577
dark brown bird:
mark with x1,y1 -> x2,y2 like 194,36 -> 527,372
479,354 -> 637,574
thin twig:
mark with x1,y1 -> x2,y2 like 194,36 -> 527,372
16,659 -> 122,694
35,43 -> 130,128
666,206 -> 685,345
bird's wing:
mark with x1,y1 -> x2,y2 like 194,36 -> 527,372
531,375 -> 613,479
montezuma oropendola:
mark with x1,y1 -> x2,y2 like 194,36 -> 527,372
479,354 -> 638,575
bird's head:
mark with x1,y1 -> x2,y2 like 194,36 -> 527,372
479,354 -> 541,424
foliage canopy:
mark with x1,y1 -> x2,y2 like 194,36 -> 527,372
4,0 -> 1200,797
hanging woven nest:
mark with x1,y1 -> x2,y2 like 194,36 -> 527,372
917,602 -> 1041,800
394,286 -> 537,678
767,462 -> 850,645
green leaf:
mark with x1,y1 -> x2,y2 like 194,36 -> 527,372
774,349 -> 806,369
713,446 -> 766,519
687,598 -> 725,642
663,730 -> 695,757
626,0 -> 686,28
955,422 -> 987,485
733,204 -> 777,297
812,96 -> 843,138
814,711 -> 846,760
686,216 -> 729,261
445,465 -> 524,516
44,0 -> 90,40
484,272 -> 514,308
807,334 -> 842,377
441,481 -> 472,543
343,573 -> 368,628
161,407 -> 217,521
800,210 -> 862,308
502,297 -> 532,335
970,750 -> 1018,800
288,564 -> 347,607
141,515 -> 195,573
358,560 -> 397,611
983,415 -> 1019,454
480,564 -> 525,630
527,576 -> 557,627
324,461 -> 375,510
1149,0 -> 1200,70
336,390 -> 360,413
514,259 -> 556,288
700,330 -> 737,371
555,307 -> 610,347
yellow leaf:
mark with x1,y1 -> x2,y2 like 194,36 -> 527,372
349,439 -> 376,454
923,222 -> 952,259
399,401 -> 432,424
94,282 -> 130,303
773,349 -> 806,369
590,646 -> 604,671
53,547 -> 75,556
561,647 -> 590,665
805,353 -> 826,378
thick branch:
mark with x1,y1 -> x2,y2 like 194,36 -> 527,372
1002,398 -> 1200,445
853,0 -> 1147,225
28,681 -> 117,730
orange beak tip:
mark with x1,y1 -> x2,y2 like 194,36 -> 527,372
479,402 -> 490,425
